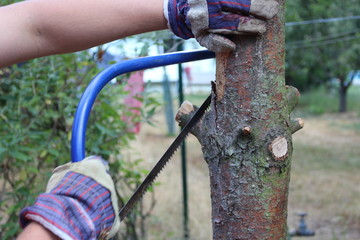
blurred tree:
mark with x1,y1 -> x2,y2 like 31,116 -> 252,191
285,0 -> 360,113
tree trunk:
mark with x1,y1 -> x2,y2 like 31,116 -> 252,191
339,80 -> 347,113
177,0 -> 304,239
338,76 -> 353,113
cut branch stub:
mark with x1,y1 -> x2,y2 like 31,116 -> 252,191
241,126 -> 252,136
290,118 -> 305,134
268,136 -> 288,161
175,101 -> 201,139
175,100 -> 194,124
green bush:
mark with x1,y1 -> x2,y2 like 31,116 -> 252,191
0,51 -> 160,239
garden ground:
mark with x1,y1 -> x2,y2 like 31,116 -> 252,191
123,88 -> 360,240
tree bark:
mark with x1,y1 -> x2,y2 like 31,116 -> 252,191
177,0 -> 304,239
339,79 -> 347,113
338,71 -> 357,113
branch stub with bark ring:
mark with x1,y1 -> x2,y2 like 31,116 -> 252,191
268,136 -> 288,161
242,126 -> 252,136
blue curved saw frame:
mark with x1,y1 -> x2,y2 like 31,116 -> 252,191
71,49 -> 215,162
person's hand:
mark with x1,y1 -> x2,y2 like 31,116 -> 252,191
164,0 -> 279,52
20,156 -> 120,240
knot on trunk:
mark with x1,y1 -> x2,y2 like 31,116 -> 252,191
285,85 -> 300,114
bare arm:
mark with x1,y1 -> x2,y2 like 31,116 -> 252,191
0,0 -> 167,68
17,222 -> 60,240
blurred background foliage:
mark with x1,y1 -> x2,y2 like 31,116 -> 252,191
286,0 -> 360,93
0,49 -> 162,239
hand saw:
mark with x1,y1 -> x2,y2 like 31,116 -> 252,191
119,94 -> 211,221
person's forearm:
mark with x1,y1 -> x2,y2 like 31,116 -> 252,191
17,222 -> 60,240
0,0 -> 167,68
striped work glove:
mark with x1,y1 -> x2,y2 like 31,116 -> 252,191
20,156 -> 120,240
164,0 -> 279,52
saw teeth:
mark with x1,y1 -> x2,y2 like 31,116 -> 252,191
119,95 -> 211,221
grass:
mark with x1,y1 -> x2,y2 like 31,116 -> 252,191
123,85 -> 360,239
295,85 -> 360,116
289,115 -> 360,240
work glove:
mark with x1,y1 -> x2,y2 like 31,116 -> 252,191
164,0 -> 279,52
20,156 -> 120,240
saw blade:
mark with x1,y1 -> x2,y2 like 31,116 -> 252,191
119,95 -> 211,221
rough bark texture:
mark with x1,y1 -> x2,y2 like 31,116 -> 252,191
177,0 -> 304,239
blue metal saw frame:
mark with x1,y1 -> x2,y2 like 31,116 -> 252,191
71,49 -> 215,162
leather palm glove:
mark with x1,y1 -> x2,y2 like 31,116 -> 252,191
20,156 -> 120,240
164,0 -> 279,52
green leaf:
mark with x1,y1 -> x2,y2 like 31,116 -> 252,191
49,148 -> 60,157
9,151 -> 29,162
